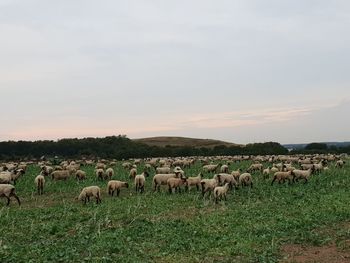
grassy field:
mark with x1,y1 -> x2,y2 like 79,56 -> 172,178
0,160 -> 349,262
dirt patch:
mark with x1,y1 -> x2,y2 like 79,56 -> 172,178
281,242 -> 350,263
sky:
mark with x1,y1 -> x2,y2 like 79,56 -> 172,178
0,0 -> 349,144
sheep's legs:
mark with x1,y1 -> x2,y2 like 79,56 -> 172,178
5,196 -> 11,206
117,189 -> 120,196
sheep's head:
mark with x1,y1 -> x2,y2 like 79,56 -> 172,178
143,171 -> 149,177
124,182 -> 129,188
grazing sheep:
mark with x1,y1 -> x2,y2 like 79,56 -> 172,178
34,175 -> 45,195
75,170 -> 86,181
231,169 -> 241,181
215,173 -> 238,190
220,165 -> 229,173
0,184 -> 20,206
95,169 -> 105,181
95,162 -> 106,170
51,170 -> 70,181
263,167 -> 270,178
292,167 -> 314,184
239,173 -> 253,188
152,172 -> 183,192
78,186 -> 101,204
122,162 -> 132,170
313,160 -> 327,173
214,183 -> 230,203
0,170 -> 25,185
202,164 -> 220,173
106,168 -> 114,180
247,163 -> 263,173
41,165 -> 53,175
156,166 -> 171,174
186,173 -> 203,191
167,177 -> 187,193
270,166 -> 279,173
200,175 -> 221,197
129,168 -> 137,179
271,171 -> 293,185
134,171 -> 149,193
336,160 -> 346,168
107,180 -> 129,196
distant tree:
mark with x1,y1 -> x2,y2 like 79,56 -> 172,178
304,143 -> 328,150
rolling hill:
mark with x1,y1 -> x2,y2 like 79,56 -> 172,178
132,136 -> 241,148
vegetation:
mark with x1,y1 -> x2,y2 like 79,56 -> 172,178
0,160 -> 349,262
0,136 -> 288,160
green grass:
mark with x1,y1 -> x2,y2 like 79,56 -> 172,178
0,160 -> 349,262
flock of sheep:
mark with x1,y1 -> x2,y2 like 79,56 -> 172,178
0,153 -> 347,206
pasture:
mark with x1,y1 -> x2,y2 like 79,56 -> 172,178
0,159 -> 350,262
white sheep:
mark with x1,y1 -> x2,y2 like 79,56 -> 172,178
129,168 -> 137,179
95,169 -> 105,181
167,177 -> 187,193
78,186 -> 101,204
336,160 -> 346,168
34,174 -> 45,195
107,180 -> 129,196
75,170 -> 86,181
152,171 -> 183,192
134,171 -> 149,193
106,168 -> 114,180
231,169 -> 241,181
156,166 -> 171,174
292,167 -> 314,184
51,170 -> 70,181
213,183 -> 230,203
220,165 -> 229,173
239,173 -> 253,188
186,173 -> 203,191
271,171 -> 293,185
0,184 -> 21,206
200,175 -> 221,197
215,173 -> 238,190
202,164 -> 220,173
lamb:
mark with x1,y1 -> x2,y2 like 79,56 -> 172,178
95,169 -> 105,181
292,167 -> 314,184
51,170 -> 70,181
78,186 -> 101,204
75,170 -> 86,180
134,171 -> 149,193
200,174 -> 221,197
107,180 -> 129,196
271,171 -> 293,185
129,168 -> 137,179
167,177 -> 187,194
153,171 -> 184,192
186,173 -> 203,191
106,168 -> 114,180
213,183 -> 230,203
239,173 -> 253,188
34,174 -> 45,195
0,184 -> 20,206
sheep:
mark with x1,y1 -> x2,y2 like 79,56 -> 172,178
41,165 -> 54,175
239,173 -> 253,188
122,162 -> 132,170
231,169 -> 241,181
78,186 -> 101,204
107,180 -> 129,196
0,184 -> 20,206
134,171 -> 149,193
153,171 -> 183,192
313,160 -> 327,173
247,163 -> 263,173
106,168 -> 114,180
75,170 -> 86,181
336,160 -> 346,168
270,166 -> 279,173
51,170 -> 70,181
0,169 -> 25,185
220,164 -> 229,173
200,174 -> 221,197
263,167 -> 270,178
156,166 -> 171,174
95,169 -> 105,181
129,168 -> 137,179
271,171 -> 293,185
34,174 -> 45,195
202,164 -> 220,173
292,167 -> 314,184
215,173 -> 238,190
213,183 -> 230,203
95,162 -> 107,170
167,177 -> 187,194
186,173 -> 203,191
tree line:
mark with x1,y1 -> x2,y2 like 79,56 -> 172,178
0,135 -> 289,160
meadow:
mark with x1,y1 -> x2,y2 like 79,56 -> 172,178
0,160 -> 349,262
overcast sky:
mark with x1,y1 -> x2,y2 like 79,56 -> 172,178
0,0 -> 349,144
